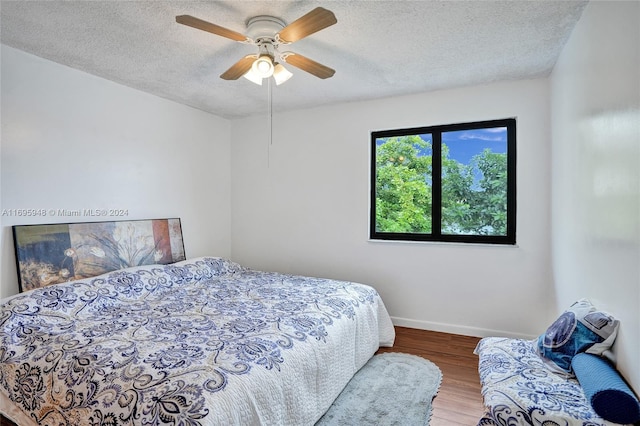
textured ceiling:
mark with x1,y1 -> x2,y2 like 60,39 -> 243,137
1,1 -> 588,119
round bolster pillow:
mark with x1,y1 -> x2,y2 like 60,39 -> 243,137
572,352 -> 640,424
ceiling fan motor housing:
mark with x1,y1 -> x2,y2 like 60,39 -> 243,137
246,16 -> 286,43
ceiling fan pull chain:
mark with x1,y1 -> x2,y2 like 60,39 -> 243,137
267,76 -> 273,168
269,75 -> 273,147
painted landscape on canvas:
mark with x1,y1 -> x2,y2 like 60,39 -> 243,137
13,218 -> 185,292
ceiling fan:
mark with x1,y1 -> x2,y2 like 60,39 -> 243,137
176,7 -> 337,86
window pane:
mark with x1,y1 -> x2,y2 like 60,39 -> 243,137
375,134 -> 433,234
441,127 -> 508,236
370,118 -> 515,244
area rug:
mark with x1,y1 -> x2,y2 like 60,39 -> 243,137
316,352 -> 443,425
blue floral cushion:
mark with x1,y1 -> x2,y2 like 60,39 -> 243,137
536,299 -> 619,374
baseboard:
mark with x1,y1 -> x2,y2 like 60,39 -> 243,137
390,316 -> 537,340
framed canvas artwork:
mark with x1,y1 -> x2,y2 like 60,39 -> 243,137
12,218 -> 186,292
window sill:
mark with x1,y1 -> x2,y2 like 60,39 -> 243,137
366,239 -> 519,248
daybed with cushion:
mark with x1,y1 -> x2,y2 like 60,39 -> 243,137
0,257 -> 395,425
475,299 -> 640,426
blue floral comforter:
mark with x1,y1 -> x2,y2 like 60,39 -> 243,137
475,337 -> 617,426
0,257 -> 395,426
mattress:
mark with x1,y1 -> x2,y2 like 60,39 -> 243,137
475,337 -> 619,426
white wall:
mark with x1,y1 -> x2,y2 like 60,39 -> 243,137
231,79 -> 552,338
1,45 -> 232,298
550,1 -> 640,391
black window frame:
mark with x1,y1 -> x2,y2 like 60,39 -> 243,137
370,118 -> 517,245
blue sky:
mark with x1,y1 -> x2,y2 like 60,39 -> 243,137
441,127 -> 507,164
376,126 -> 508,164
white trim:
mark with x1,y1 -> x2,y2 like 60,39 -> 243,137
367,239 -> 520,248
390,316 -> 537,340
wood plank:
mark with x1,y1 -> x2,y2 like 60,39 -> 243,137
377,326 -> 485,425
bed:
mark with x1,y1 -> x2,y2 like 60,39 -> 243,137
0,256 -> 395,425
475,299 -> 636,426
475,337 -> 619,426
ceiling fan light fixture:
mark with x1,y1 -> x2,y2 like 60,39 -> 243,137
273,63 -> 293,85
243,68 -> 263,85
252,55 -> 274,78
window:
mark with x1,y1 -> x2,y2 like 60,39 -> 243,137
370,118 -> 516,244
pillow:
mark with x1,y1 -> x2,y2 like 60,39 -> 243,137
536,299 -> 619,374
572,353 -> 640,424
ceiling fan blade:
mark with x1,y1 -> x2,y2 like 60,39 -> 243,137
220,55 -> 257,80
280,52 -> 335,79
276,7 -> 337,43
176,15 -> 250,43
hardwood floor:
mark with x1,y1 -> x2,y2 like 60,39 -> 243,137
1,327 -> 485,426
376,326 -> 485,425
